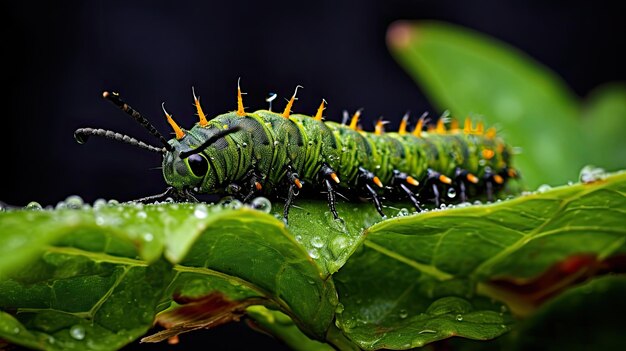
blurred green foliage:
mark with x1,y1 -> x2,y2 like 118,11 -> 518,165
388,21 -> 626,188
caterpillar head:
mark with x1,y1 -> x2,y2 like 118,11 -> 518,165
161,139 -> 213,193
160,126 -> 239,194
74,91 -> 238,199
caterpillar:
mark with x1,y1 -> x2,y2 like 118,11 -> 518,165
74,81 -> 517,221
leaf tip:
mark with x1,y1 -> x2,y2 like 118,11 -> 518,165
387,20 -> 415,50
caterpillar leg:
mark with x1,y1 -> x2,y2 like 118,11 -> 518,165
241,170 -> 265,203
134,187 -> 198,203
454,168 -> 480,203
358,167 -> 385,217
282,166 -> 303,223
484,168 -> 504,202
425,169 -> 453,207
319,164 -> 340,219
392,170 -> 423,211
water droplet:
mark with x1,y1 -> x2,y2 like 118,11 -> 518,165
250,197 -> 272,213
537,184 -> 552,193
308,249 -> 319,259
396,208 -> 410,217
64,195 -> 84,209
69,325 -> 86,340
418,329 -> 436,334
95,215 -> 105,226
440,203 -> 447,209
107,199 -> 119,205
93,198 -> 107,210
25,201 -> 42,210
242,142 -> 248,147
143,232 -> 154,242
455,314 -> 463,321
329,236 -> 349,257
473,200 -> 482,205
478,159 -> 487,166
311,236 -> 324,248
274,140 -> 280,146
136,211 -> 147,219
194,204 -> 208,219
447,187 -> 457,199
295,234 -> 303,242
219,197 -> 242,210
12,327 -> 20,334
399,309 -> 408,319
579,165 -> 606,184
335,303 -> 345,314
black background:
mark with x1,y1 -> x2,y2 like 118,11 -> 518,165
5,0 -> 625,349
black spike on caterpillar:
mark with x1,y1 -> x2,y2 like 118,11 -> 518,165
74,82 -> 517,222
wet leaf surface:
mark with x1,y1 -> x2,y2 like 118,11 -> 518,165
1,172 -> 624,350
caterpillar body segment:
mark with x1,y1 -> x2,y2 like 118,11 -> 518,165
75,86 -> 516,222
160,109 -> 512,219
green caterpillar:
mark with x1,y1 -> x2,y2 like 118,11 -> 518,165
74,82 -> 516,221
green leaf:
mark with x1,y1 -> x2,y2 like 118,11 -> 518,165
333,171 -> 626,349
1,172 -> 624,350
581,83 -> 626,172
387,21 -> 583,187
247,306 -> 336,351
0,204 -> 341,349
286,200 -> 386,276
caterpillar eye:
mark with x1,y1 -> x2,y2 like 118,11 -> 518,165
187,154 -> 209,177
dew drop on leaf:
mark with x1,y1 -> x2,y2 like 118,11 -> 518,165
399,309 -> 408,319
250,197 -> 272,213
311,236 -> 324,248
64,195 -> 84,209
537,184 -> 552,193
329,236 -> 349,257
397,208 -> 410,217
419,329 -> 437,334
579,165 -> 606,184
308,249 -> 319,259
193,204 -> 208,219
447,187 -> 457,199
93,198 -> 107,210
136,211 -> 147,219
455,314 -> 463,321
69,325 -> 86,340
25,201 -> 42,210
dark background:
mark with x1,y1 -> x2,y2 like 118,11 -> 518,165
4,0 -> 625,349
